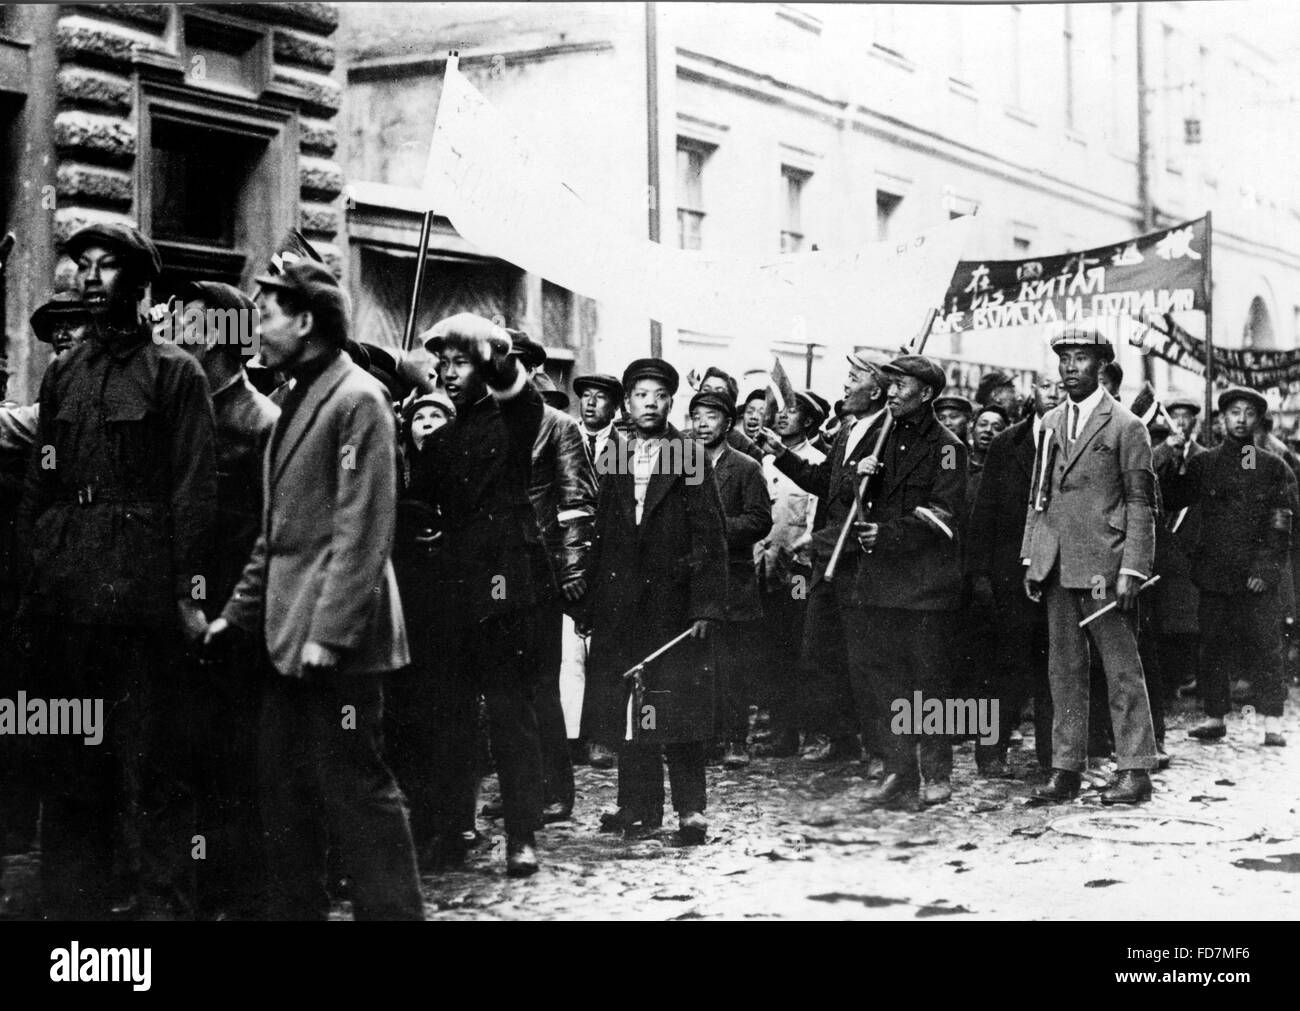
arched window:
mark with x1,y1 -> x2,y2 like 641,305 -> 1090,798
1243,295 -> 1275,349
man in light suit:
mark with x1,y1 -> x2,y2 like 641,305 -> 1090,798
1021,323 -> 1158,805
206,260 -> 422,920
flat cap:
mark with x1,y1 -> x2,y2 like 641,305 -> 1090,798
404,388 -> 457,424
30,292 -> 91,343
255,261 -> 349,345
178,280 -> 256,319
975,403 -> 1011,426
1164,395 -> 1201,415
933,394 -> 974,416
622,357 -> 679,395
688,389 -> 737,420
423,312 -> 511,354
533,370 -> 570,410
1048,322 -> 1115,362
879,354 -> 947,397
63,222 -> 163,282
794,390 -> 830,426
506,328 -> 547,369
1217,386 -> 1268,416
573,373 -> 624,401
846,349 -> 891,376
743,388 -> 768,407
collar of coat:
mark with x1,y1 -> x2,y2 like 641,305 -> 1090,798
1044,388 -> 1117,478
615,423 -> 704,527
269,351 -> 353,487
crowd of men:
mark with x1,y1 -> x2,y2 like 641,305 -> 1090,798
0,221 -> 1292,920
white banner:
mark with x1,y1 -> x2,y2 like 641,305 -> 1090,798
424,60 -> 970,345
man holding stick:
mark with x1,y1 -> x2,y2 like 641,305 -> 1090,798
1021,323 -> 1158,805
757,351 -> 891,764
580,359 -> 727,844
852,356 -> 968,809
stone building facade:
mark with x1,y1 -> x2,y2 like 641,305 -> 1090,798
1,2 -> 344,403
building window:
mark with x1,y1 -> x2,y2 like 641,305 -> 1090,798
151,120 -> 260,248
179,9 -> 271,96
780,166 -> 809,253
677,140 -> 711,250
1063,6 -> 1077,131
876,190 -> 902,242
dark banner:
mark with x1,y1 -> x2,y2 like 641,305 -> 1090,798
1146,313 -> 1300,388
935,217 -> 1209,333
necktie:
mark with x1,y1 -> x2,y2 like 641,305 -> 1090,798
587,431 -> 598,462
1070,404 -> 1079,444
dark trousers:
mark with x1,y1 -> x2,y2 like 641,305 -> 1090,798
535,603 -> 574,808
801,558 -> 871,745
716,618 -> 765,744
433,609 -> 544,839
192,642 -> 266,919
0,609 -> 38,850
1088,605 -> 1165,755
616,740 -> 706,817
1159,633 -> 1200,701
859,607 -> 955,786
1044,578 -> 1157,772
989,618 -> 1052,769
31,621 -> 194,920
259,672 -> 422,921
762,582 -> 808,737
1199,590 -> 1286,718
383,665 -> 441,847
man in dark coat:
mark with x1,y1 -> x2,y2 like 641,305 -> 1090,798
690,389 -> 772,767
174,281 -> 279,919
407,313 -> 553,877
967,373 -> 1061,774
853,356 -> 969,809
758,351 -> 892,764
208,261 -> 421,920
19,223 -> 217,919
1159,387 -> 1291,746
581,359 -> 727,844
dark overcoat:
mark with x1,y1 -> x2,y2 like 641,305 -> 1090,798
711,444 -> 771,622
581,425 -> 728,747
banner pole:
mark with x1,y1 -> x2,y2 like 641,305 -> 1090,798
403,209 -> 434,354
1202,211 -> 1214,445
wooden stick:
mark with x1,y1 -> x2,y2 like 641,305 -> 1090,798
402,209 -> 435,353
1078,575 -> 1161,628
621,627 -> 695,681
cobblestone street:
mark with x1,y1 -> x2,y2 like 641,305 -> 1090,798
421,692 -> 1300,920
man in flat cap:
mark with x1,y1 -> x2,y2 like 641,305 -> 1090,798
162,280 -> 278,919
580,358 -> 727,843
18,222 -> 217,918
690,389 -> 771,767
404,313 -> 552,877
1159,387 -> 1291,746
933,394 -> 974,445
1022,323 -> 1158,805
853,355 -> 968,808
569,372 -> 625,767
967,371 -> 1062,776
757,350 -> 891,764
1150,395 -> 1205,701
756,389 -> 828,756
207,260 -> 421,919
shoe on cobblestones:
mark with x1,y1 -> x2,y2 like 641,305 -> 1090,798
862,773 -> 917,810
1188,719 -> 1226,741
802,735 -> 859,763
677,811 -> 708,845
599,808 -> 662,834
1032,769 -> 1081,802
1100,769 -> 1152,805
921,781 -> 952,806
1264,732 -> 1287,747
589,743 -> 617,769
505,835 -> 539,878
1155,745 -> 1172,770
722,743 -> 751,768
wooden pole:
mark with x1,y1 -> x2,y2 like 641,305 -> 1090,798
402,210 -> 434,353
1201,211 -> 1214,445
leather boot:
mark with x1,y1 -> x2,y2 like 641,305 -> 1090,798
505,833 -> 539,877
1033,768 -> 1081,802
1100,769 -> 1152,805
862,773 -> 917,810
